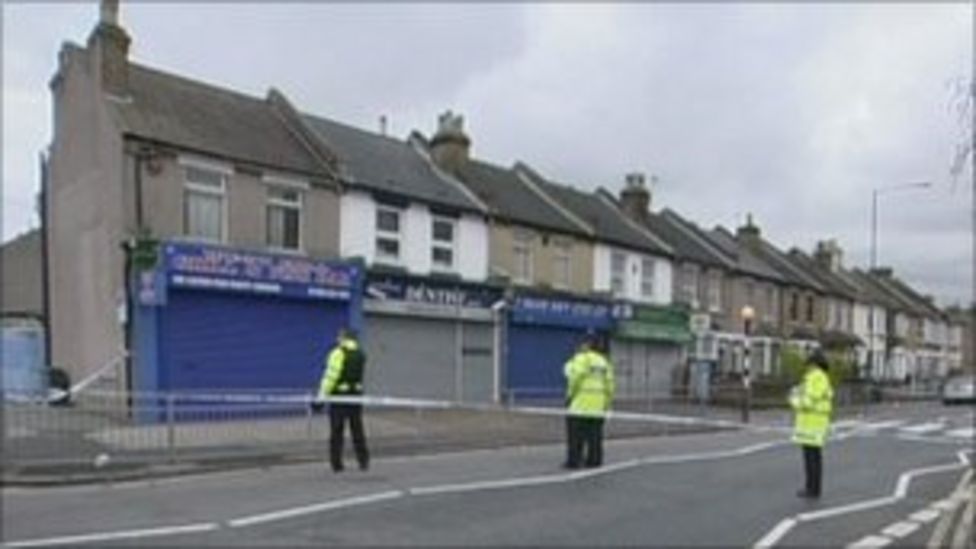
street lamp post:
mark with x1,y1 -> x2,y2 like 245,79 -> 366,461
868,182 -> 932,382
741,305 -> 755,423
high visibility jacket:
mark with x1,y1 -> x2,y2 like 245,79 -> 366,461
789,367 -> 833,447
564,349 -> 615,417
319,338 -> 365,397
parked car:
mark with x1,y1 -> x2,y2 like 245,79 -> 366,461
941,375 -> 975,405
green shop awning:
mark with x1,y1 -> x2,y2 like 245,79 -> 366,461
614,305 -> 692,343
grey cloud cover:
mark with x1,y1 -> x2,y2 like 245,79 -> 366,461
2,2 -> 971,305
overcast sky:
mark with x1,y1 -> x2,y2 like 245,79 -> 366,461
3,2 -> 972,305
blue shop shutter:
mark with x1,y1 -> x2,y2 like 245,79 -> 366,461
506,325 -> 584,397
160,290 -> 348,392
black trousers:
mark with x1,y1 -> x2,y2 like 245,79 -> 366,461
566,415 -> 605,468
329,403 -> 369,471
801,445 -> 822,496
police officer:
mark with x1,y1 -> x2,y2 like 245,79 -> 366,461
789,349 -> 833,498
318,328 -> 369,472
563,334 -> 615,469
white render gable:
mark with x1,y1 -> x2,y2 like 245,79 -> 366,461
339,190 -> 488,281
592,243 -> 672,305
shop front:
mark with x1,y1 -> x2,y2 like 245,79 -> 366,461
504,292 -> 614,403
133,241 -> 363,401
362,272 -> 504,403
611,304 -> 692,401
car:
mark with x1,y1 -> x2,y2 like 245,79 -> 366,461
941,375 -> 975,405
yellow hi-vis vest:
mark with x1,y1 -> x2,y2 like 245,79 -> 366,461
564,349 -> 615,417
790,367 -> 833,447
319,338 -> 363,397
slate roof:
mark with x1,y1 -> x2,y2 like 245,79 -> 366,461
653,208 -> 736,269
706,227 -> 789,283
70,45 -> 330,177
301,116 -> 482,213
874,273 -> 946,321
528,176 -> 672,256
748,237 -> 825,292
785,250 -> 859,301
847,269 -> 907,312
448,159 -> 587,235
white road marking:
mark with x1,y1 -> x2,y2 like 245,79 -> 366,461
899,422 -> 945,435
881,521 -> 919,539
753,518 -> 797,548
227,490 -> 404,528
909,509 -> 941,524
945,427 -> 975,439
847,534 -> 892,548
752,450 -> 972,548
931,499 -> 962,512
0,522 -> 219,548
949,489 -> 974,549
857,420 -> 907,431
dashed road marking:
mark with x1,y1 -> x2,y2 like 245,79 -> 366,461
847,534 -> 892,548
899,422 -> 945,435
946,427 -> 975,439
881,521 -> 919,539
0,522 -> 219,548
909,509 -> 941,524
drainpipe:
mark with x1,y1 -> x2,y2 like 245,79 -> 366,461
39,152 -> 52,371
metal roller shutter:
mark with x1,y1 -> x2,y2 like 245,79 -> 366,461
507,325 -> 583,399
159,290 -> 347,392
363,314 -> 455,401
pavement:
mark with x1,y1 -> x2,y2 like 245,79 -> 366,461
1,401 -> 972,547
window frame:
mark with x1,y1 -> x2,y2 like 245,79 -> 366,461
551,240 -> 572,290
640,256 -> 656,298
512,229 -> 534,284
182,164 -> 228,243
707,271 -> 722,312
265,184 -> 304,252
431,215 -> 457,272
681,263 -> 698,307
375,205 -> 403,265
610,251 -> 627,295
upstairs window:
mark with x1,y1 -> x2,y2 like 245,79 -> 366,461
266,186 -> 302,251
183,166 -> 226,242
641,257 -> 656,298
681,264 -> 698,307
552,240 -> 572,289
513,229 -> 534,284
431,217 -> 456,271
789,292 -> 800,321
610,251 -> 627,295
707,271 -> 722,312
375,206 -> 402,264
806,295 -> 815,322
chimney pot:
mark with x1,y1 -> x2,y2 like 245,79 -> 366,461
429,110 -> 471,174
89,0 -> 130,97
619,171 -> 651,223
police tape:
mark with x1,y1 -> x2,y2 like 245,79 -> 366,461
74,389 -> 793,435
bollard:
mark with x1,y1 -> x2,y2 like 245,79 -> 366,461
305,396 -> 314,452
741,377 -> 751,424
166,393 -> 175,465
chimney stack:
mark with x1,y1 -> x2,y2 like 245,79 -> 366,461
429,110 -> 471,174
88,0 -> 131,98
619,172 -> 651,223
814,239 -> 843,271
736,213 -> 761,247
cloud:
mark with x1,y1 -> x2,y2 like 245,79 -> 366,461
2,3 -> 971,305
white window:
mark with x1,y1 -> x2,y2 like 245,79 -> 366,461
764,286 -> 776,322
513,229 -> 534,284
431,216 -> 456,271
641,257 -> 656,298
681,264 -> 698,307
552,240 -> 572,289
183,166 -> 226,242
375,206 -> 402,264
707,271 -> 722,312
611,251 -> 627,295
266,186 -> 302,250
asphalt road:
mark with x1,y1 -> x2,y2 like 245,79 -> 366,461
2,402 -> 972,547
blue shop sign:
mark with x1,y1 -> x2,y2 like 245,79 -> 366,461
162,242 -> 359,301
365,273 -> 503,309
511,294 -> 613,329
